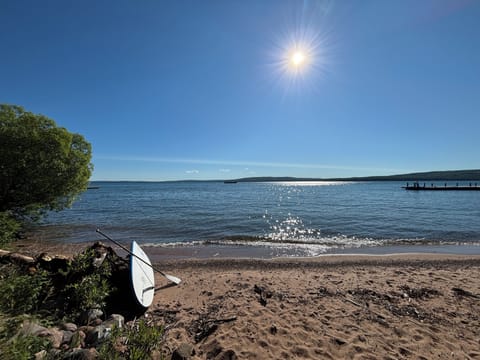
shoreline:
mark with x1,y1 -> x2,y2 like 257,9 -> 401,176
13,234 -> 480,261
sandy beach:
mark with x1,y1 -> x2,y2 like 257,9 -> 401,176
149,254 -> 480,359
11,240 -> 480,359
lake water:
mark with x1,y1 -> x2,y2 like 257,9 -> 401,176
31,181 -> 480,257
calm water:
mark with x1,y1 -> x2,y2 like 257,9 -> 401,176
32,181 -> 480,256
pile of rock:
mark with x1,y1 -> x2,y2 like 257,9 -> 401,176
21,312 -> 125,360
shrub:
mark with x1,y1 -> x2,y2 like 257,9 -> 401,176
59,248 -> 115,321
0,212 -> 21,247
0,332 -> 53,360
0,266 -> 52,316
98,319 -> 163,360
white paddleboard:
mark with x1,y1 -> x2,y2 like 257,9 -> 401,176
130,241 -> 155,308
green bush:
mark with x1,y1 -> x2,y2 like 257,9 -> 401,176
0,332 -> 52,360
0,266 -> 52,316
0,212 -> 21,247
59,248 -> 115,321
98,319 -> 163,360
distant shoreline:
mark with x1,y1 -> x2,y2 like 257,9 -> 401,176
225,169 -> 480,183
90,168 -> 480,183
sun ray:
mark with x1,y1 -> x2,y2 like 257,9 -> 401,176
266,1 -> 334,95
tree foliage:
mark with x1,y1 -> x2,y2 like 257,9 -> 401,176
0,104 -> 93,221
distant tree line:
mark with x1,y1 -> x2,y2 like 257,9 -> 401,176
0,104 -> 92,245
231,170 -> 480,183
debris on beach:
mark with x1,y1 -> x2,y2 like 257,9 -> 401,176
253,284 -> 273,306
452,287 -> 480,299
187,303 -> 237,343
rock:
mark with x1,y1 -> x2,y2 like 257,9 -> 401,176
358,335 -> 367,342
78,326 -> 94,334
394,326 -> 406,337
37,254 -> 70,272
171,343 -> 195,360
63,348 -> 98,360
61,323 -> 78,332
80,309 -> 103,325
103,314 -> 125,329
270,324 -> 278,335
37,327 -> 64,348
70,330 -> 86,349
19,321 -> 48,336
34,350 -> 47,360
85,325 -> 110,346
93,251 -> 107,268
62,330 -> 74,346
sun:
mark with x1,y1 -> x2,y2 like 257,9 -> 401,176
291,51 -> 306,67
268,21 -> 330,93
270,35 -> 328,92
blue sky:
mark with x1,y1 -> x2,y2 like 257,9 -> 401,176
1,0 -> 479,181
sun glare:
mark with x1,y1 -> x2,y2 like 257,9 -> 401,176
269,29 -> 329,93
291,51 -> 306,67
268,3 -> 332,94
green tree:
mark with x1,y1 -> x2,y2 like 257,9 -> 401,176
0,104 -> 92,237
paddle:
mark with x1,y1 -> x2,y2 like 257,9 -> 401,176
95,229 -> 182,285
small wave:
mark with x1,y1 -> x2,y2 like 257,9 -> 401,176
142,240 -> 206,247
382,238 -> 480,247
142,234 -> 478,254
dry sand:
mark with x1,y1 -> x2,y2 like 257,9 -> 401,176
150,255 -> 480,359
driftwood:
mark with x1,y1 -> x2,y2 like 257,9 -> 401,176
343,296 -> 362,308
0,242 -> 120,273
0,249 -> 35,265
